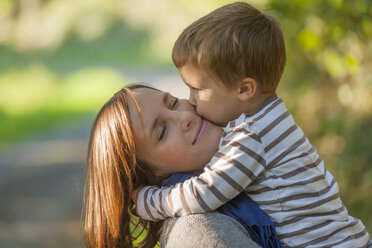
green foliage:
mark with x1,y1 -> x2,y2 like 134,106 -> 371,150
0,65 -> 124,141
267,0 -> 372,231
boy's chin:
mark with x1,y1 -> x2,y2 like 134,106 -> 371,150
199,114 -> 227,127
210,119 -> 229,127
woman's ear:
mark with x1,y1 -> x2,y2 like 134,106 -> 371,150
237,78 -> 257,101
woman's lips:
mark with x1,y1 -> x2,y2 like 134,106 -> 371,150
193,118 -> 207,145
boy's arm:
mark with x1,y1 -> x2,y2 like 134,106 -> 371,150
136,127 -> 266,221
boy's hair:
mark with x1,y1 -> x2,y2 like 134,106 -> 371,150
172,2 -> 286,93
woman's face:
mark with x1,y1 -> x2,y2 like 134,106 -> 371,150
128,87 -> 223,177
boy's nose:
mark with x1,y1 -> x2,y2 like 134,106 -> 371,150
188,94 -> 196,107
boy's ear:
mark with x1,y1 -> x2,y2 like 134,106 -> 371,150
237,78 -> 257,101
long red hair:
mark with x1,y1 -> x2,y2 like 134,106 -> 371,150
83,85 -> 162,248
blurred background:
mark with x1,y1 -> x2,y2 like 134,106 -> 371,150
0,0 -> 371,247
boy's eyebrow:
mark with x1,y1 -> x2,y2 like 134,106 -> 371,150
150,92 -> 169,138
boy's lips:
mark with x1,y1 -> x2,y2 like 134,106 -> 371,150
192,118 -> 207,145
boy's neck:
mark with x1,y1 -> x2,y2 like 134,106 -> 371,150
243,92 -> 275,116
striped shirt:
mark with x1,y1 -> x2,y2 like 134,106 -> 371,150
136,94 -> 369,247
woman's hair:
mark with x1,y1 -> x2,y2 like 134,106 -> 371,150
83,84 -> 163,248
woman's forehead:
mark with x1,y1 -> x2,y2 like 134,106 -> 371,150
133,87 -> 164,105
129,88 -> 164,142
127,88 -> 165,162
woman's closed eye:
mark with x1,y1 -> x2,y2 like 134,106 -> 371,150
170,96 -> 178,109
157,96 -> 179,141
158,123 -> 166,140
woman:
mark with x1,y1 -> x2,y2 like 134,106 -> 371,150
83,84 -> 263,248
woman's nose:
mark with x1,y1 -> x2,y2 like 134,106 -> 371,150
175,111 -> 194,132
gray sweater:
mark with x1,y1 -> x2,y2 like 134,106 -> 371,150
160,212 -> 260,248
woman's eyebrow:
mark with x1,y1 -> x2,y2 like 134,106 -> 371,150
163,92 -> 170,104
150,92 -> 170,138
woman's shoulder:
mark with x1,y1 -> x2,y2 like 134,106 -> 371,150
160,212 -> 260,248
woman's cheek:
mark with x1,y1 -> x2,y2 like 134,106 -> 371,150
166,145 -> 188,160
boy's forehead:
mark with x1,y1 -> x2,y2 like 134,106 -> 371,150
179,63 -> 229,90
179,63 -> 206,83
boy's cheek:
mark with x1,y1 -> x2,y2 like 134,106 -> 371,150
194,106 -> 208,120
195,108 -> 203,117
187,99 -> 196,108
196,108 -> 213,123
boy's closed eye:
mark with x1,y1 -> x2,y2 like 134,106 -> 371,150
189,85 -> 201,91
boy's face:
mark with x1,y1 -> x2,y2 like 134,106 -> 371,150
178,63 -> 241,127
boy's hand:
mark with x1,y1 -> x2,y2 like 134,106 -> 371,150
131,187 -> 142,204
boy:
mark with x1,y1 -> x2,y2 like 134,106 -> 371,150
134,2 -> 369,247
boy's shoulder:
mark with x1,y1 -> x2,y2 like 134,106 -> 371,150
226,94 -> 284,129
222,113 -> 259,143
222,94 -> 289,142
